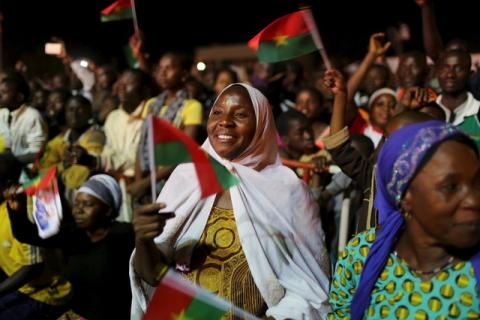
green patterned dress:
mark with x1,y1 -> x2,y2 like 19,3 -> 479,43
328,228 -> 480,319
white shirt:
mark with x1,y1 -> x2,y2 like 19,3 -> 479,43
9,105 -> 46,157
0,108 -> 11,150
101,102 -> 146,177
363,124 -> 383,148
436,92 -> 480,125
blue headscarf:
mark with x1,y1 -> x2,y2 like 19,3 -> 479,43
351,120 -> 480,319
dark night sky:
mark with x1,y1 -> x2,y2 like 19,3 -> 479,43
1,0 -> 479,75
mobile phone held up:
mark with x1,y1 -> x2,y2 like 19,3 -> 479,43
45,43 -> 63,55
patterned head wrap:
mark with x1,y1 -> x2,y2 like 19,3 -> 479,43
351,120 -> 480,319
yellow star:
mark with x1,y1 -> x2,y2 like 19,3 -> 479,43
171,310 -> 192,320
273,33 -> 288,46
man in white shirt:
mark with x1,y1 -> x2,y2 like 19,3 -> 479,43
72,69 -> 152,222
0,75 -> 47,165
435,50 -> 480,148
0,108 -> 10,151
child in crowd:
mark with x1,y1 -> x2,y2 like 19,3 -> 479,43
350,88 -> 397,147
276,109 -> 316,161
294,86 -> 331,148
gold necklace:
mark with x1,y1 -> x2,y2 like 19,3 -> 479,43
393,251 -> 455,276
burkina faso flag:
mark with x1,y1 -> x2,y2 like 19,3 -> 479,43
144,269 -> 257,320
147,115 -> 239,198
101,0 -> 133,22
248,9 -> 320,63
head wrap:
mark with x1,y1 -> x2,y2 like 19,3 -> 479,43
206,83 -> 280,171
77,174 -> 122,214
368,88 -> 397,109
351,120 -> 480,319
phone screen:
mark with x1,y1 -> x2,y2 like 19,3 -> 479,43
45,43 -> 63,55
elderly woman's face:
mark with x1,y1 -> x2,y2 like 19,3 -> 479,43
73,192 -> 110,230
207,86 -> 256,160
403,141 -> 480,248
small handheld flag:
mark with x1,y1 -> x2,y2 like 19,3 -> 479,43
21,167 -> 63,239
101,0 -> 133,22
248,8 -> 331,68
144,269 -> 258,320
147,115 -> 239,200
21,166 -> 57,196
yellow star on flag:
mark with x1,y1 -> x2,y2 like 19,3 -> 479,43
273,33 -> 288,46
171,310 -> 192,320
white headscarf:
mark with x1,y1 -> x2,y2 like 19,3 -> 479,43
77,174 -> 122,213
209,83 -> 279,171
367,87 -> 397,109
130,83 -> 331,319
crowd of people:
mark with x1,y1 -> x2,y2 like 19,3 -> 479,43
0,1 -> 479,319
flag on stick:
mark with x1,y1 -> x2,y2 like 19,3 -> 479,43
144,269 -> 258,320
20,167 -> 63,239
147,115 -> 239,200
101,0 -> 133,22
21,167 -> 57,196
248,8 -> 331,68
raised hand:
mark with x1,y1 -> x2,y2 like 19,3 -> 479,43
323,69 -> 347,96
399,87 -> 436,110
368,32 -> 391,57
129,31 -> 145,60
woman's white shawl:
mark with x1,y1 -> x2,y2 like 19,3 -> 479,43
129,83 -> 331,319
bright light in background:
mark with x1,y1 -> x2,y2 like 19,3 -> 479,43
80,59 -> 89,68
196,62 -> 206,71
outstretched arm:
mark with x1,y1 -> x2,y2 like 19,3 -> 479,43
347,33 -> 391,104
323,70 -> 374,191
417,0 -> 443,61
129,31 -> 151,73
324,69 -> 348,134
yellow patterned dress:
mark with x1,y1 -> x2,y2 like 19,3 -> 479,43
328,228 -> 480,319
183,207 -> 267,319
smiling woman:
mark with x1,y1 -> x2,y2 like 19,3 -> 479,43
130,83 -> 331,319
207,85 -> 256,161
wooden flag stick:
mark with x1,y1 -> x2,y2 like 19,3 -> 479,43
147,115 -> 157,203
130,0 -> 140,34
301,8 -> 332,70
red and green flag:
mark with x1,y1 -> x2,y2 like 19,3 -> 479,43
21,167 -> 57,196
248,9 -> 321,63
147,115 -> 239,199
101,0 -> 133,22
144,269 -> 256,320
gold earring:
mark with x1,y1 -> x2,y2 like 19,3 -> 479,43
403,210 -> 411,220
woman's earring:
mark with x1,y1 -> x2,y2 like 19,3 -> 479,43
401,209 -> 411,220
